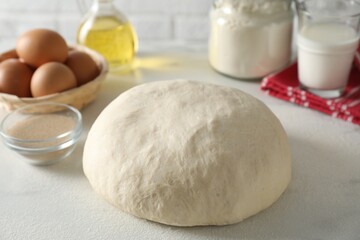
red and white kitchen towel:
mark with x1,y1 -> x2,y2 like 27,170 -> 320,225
260,47 -> 360,125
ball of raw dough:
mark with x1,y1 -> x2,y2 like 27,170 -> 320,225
83,79 -> 291,226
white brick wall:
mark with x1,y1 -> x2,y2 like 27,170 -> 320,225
0,0 -> 212,48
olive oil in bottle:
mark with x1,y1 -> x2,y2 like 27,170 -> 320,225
77,0 -> 138,71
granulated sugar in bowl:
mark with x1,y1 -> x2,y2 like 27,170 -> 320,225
0,102 -> 82,166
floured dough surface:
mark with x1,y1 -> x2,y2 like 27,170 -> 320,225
83,79 -> 291,226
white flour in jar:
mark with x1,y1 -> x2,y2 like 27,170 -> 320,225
209,0 -> 293,79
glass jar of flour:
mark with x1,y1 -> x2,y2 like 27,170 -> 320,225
209,0 -> 293,79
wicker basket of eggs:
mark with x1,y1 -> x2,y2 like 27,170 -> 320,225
0,29 -> 108,111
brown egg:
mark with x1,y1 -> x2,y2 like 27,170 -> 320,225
31,62 -> 77,97
0,59 -> 33,97
16,29 -> 68,68
0,49 -> 18,62
65,50 -> 100,86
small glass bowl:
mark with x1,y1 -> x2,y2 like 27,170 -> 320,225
0,102 -> 82,166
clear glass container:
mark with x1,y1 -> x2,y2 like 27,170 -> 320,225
77,0 -> 138,71
295,0 -> 360,98
209,0 -> 294,79
0,103 -> 82,166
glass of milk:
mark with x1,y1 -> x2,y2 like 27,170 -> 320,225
295,0 -> 360,98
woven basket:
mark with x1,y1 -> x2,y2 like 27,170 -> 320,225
0,45 -> 108,112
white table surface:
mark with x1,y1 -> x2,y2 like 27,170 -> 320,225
1,44 -> 360,240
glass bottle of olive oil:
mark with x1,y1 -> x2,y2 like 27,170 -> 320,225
77,0 -> 138,71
